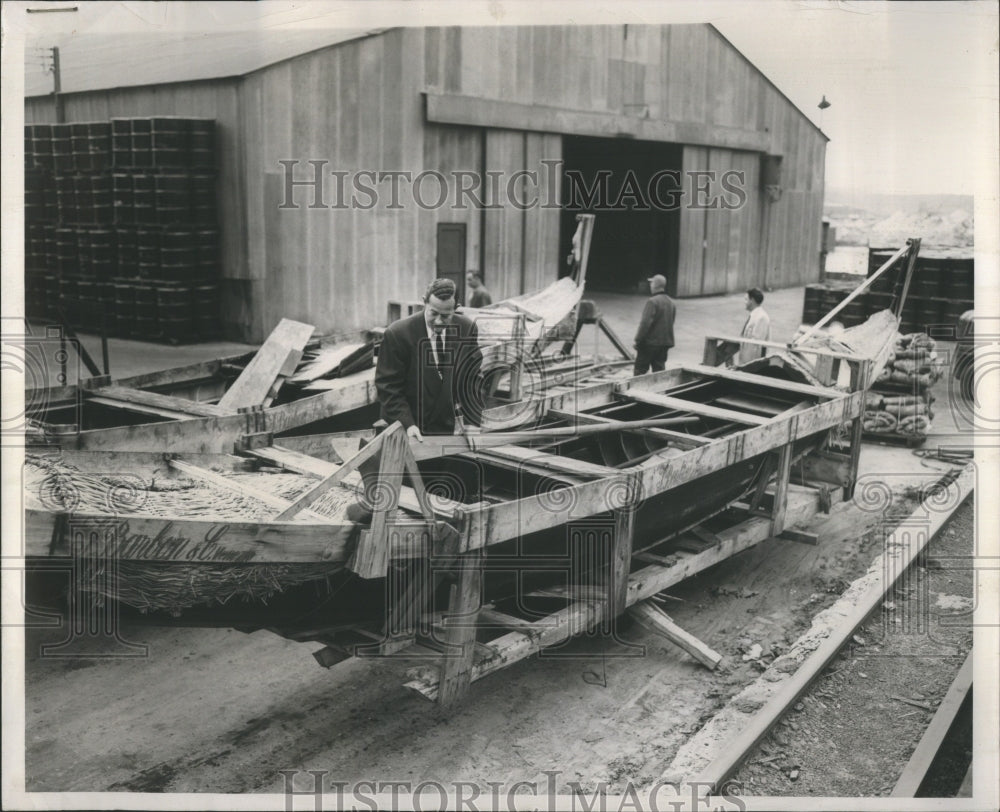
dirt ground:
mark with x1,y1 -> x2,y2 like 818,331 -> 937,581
732,497 -> 975,797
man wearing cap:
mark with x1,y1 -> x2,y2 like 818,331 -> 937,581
733,287 -> 771,365
633,274 -> 676,375
376,278 -> 483,441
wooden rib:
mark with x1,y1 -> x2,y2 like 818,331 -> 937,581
548,409 -> 710,449
622,390 -> 769,426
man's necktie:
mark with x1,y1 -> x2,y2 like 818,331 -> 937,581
435,331 -> 445,371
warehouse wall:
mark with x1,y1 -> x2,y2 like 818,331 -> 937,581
427,24 -> 826,296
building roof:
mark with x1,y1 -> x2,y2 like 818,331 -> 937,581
24,27 -> 381,97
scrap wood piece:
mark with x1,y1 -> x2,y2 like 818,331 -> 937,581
85,385 -> 232,418
218,318 -> 315,410
628,600 -> 722,670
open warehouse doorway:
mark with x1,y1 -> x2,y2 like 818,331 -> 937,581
560,136 -> 683,294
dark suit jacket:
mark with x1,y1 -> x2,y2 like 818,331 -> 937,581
634,293 -> 676,348
375,312 -> 483,434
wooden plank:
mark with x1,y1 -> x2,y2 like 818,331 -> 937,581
406,484 -> 841,699
85,385 -> 232,418
84,397 -> 194,421
436,548 -> 483,704
25,508 -> 357,564
478,607 -> 540,635
622,390 -> 770,426
891,653 -> 973,796
628,601 -> 722,669
425,92 -> 771,152
217,318 -> 315,410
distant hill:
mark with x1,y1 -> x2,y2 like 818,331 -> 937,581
825,189 -> 973,216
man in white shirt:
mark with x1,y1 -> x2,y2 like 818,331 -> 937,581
734,287 -> 771,365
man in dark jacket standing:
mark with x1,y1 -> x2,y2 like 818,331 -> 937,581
376,278 -> 483,441
633,273 -> 676,375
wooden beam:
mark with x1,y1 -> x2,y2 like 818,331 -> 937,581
85,385 -> 232,417
548,409 -> 710,449
436,548 -> 483,705
684,365 -> 837,400
770,437 -> 794,536
218,318 -> 315,410
425,92 -> 772,152
628,601 -> 722,669
405,484 -> 842,699
275,427 -> 393,521
408,417 -> 702,462
621,390 -> 770,426
611,505 -> 636,618
471,444 -> 617,479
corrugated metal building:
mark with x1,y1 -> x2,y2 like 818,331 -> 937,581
25,24 -> 828,342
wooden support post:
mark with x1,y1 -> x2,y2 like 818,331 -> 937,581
379,521 -> 461,654
436,547 -> 483,706
509,313 -> 525,402
611,503 -> 637,619
844,414 -> 864,501
770,440 -> 793,537
352,426 -> 407,579
628,601 -> 722,670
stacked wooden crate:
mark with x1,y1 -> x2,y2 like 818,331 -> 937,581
24,117 -> 220,344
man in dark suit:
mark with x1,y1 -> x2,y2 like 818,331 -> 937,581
376,277 -> 483,441
633,273 -> 676,375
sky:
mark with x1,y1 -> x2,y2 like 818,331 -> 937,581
4,0 -> 999,199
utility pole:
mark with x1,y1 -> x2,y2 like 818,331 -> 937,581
52,46 -> 65,123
